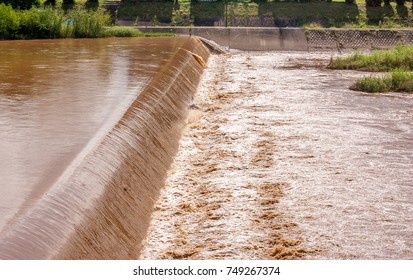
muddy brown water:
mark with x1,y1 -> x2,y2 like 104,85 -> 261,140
141,52 -> 413,260
1,37 -> 412,259
0,36 -> 209,259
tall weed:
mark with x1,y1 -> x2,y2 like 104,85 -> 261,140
0,4 -> 111,39
328,45 -> 413,72
351,70 -> 413,93
0,3 -> 19,39
66,7 -> 111,38
18,7 -> 63,39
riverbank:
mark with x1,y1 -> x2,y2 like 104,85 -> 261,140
117,0 -> 413,28
0,4 -> 171,40
140,51 -> 413,259
136,26 -> 413,51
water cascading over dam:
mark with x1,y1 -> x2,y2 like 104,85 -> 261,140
0,36 -> 210,259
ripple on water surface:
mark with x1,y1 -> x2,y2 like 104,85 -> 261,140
0,37 -> 189,233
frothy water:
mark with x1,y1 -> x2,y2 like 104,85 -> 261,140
140,52 -> 413,260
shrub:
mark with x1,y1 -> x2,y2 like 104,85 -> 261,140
350,70 -> 413,93
102,26 -> 142,37
350,75 -> 392,93
0,0 -> 39,10
18,7 -> 63,39
0,3 -> 19,39
66,8 -> 111,38
366,0 -> 382,7
391,69 -> 413,89
399,80 -> 413,92
328,45 -> 413,72
0,5 -> 113,39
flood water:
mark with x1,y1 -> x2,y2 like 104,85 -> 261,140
0,37 -> 190,236
1,36 -> 412,259
141,52 -> 413,260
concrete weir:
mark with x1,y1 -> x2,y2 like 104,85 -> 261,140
0,37 -> 210,259
139,27 -> 413,51
142,27 -> 309,51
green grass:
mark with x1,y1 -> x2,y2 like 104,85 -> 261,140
117,2 -> 174,23
0,4 -> 111,39
330,44 -> 413,93
327,45 -> 413,71
102,26 -> 173,37
351,69 -> 413,93
117,0 -> 413,28
103,26 -> 143,37
0,3 -> 172,39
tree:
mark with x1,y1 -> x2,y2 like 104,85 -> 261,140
62,0 -> 75,7
44,0 -> 56,6
0,0 -> 39,9
365,0 -> 382,7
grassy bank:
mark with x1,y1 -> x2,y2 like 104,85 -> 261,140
117,0 -> 413,28
328,45 -> 413,93
327,45 -> 413,71
0,3 -> 172,39
103,26 -> 173,37
350,70 -> 413,93
0,4 -> 110,39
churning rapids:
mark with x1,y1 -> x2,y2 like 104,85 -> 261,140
0,37 -> 412,259
141,52 -> 413,260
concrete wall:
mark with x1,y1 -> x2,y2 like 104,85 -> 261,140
138,26 -> 413,51
139,27 -> 309,51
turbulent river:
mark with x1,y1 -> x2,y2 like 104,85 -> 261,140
0,37 -> 411,259
141,52 -> 413,260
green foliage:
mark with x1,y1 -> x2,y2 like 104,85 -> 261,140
115,0 -> 413,28
0,5 -> 111,39
350,75 -> 392,92
18,7 -> 63,39
350,70 -> 413,93
366,0 -> 382,7
102,26 -> 142,37
0,3 -> 19,39
117,2 -> 173,23
390,68 -> 413,89
66,7 -> 110,38
0,0 -> 40,10
328,45 -> 413,72
172,0 -> 191,26
151,15 -> 159,26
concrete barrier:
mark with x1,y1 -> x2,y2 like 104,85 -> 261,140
139,26 -> 413,51
140,27 -> 309,51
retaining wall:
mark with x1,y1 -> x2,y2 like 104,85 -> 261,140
139,26 -> 413,51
